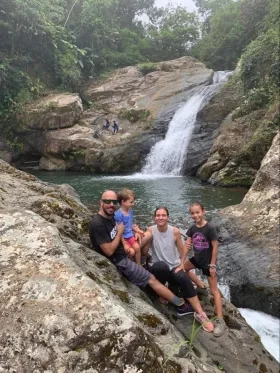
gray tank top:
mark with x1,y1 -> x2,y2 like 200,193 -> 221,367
151,225 -> 181,270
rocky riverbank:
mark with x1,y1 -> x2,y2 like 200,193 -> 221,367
213,133 -> 279,317
0,159 -> 278,373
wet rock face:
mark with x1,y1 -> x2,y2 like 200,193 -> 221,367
217,132 -> 280,317
198,103 -> 279,187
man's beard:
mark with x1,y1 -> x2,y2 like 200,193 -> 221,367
102,205 -> 114,217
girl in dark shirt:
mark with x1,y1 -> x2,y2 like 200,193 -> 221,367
184,202 -> 226,337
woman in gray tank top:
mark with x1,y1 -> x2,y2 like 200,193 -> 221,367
142,207 -> 214,333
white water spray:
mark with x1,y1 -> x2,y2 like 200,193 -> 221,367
142,71 -> 232,175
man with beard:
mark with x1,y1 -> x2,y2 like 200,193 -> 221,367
89,190 -> 192,312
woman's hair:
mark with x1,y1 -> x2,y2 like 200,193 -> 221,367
153,206 -> 169,216
189,202 -> 205,211
117,188 -> 136,203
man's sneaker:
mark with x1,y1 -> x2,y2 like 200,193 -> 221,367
196,286 -> 208,296
177,302 -> 195,316
194,312 -> 214,332
213,317 -> 226,337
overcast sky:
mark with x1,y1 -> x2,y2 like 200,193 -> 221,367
155,0 -> 196,12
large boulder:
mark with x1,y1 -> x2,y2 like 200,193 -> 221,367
0,209 -> 191,373
18,93 -> 83,130
85,57 -> 213,119
0,159 -> 91,245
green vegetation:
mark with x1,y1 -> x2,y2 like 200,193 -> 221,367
136,313 -> 163,328
193,0 -> 279,112
119,108 -> 151,123
138,62 -> 158,75
62,149 -> 86,160
163,317 -> 217,367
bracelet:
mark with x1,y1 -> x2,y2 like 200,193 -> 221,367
208,264 -> 217,269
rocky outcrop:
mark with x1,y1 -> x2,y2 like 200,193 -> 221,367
216,132 -> 280,316
198,101 -> 279,187
0,159 -> 91,245
0,160 -> 278,372
2,57 -> 217,173
18,93 -> 83,130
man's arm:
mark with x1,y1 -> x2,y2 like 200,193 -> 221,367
173,227 -> 188,272
99,223 -> 124,257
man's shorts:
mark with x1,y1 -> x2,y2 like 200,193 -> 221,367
116,257 -> 152,287
124,236 -> 138,247
189,257 -> 210,277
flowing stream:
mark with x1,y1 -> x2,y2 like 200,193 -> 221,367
218,283 -> 280,362
142,71 -> 231,175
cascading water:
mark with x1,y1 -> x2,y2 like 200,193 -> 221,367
141,71 -> 232,176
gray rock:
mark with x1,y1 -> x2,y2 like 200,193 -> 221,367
197,103 -> 279,187
218,132 -> 280,316
18,94 -> 83,130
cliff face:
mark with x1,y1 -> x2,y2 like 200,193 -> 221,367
0,160 -> 278,373
197,87 -> 279,188
215,132 -> 280,316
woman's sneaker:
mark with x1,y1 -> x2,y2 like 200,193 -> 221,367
213,317 -> 226,337
194,312 -> 214,332
177,302 -> 195,316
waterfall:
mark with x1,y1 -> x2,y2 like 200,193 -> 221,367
141,71 -> 232,176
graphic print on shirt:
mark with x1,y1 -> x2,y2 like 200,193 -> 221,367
110,226 -> 117,240
192,232 -> 209,251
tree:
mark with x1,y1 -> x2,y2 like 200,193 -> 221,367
144,6 -> 199,62
193,0 -> 272,70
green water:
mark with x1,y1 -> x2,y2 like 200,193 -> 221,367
30,171 -> 247,226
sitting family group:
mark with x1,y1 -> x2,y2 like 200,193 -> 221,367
89,188 -> 226,337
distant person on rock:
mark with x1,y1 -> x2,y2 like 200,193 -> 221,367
141,206 -> 214,330
114,188 -> 144,265
184,202 -> 226,337
113,120 -> 119,134
89,190 -> 191,310
103,119 -> 110,130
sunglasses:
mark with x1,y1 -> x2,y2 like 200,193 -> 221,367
102,199 -> 119,205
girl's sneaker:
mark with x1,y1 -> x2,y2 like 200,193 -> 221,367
194,312 -> 214,332
213,317 -> 226,337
